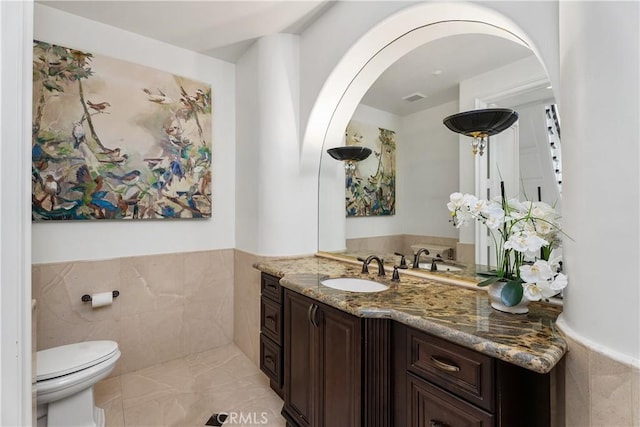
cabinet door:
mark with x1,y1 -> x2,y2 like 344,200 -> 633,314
408,373 -> 494,427
283,290 -> 314,427
283,290 -> 363,427
317,303 -> 362,427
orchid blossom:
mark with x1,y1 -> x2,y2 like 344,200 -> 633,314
447,189 -> 568,307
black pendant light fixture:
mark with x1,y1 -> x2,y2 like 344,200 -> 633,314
443,108 -> 518,156
327,146 -> 372,175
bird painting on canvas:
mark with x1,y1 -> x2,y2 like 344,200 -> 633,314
32,40 -> 212,220
143,88 -> 174,104
86,100 -> 111,114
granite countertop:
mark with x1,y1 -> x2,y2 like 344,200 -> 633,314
254,255 -> 566,374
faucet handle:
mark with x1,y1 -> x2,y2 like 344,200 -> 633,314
430,255 -> 445,271
392,266 -> 401,282
394,252 -> 408,268
356,257 -> 369,274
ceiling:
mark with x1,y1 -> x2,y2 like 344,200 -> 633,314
38,0 -> 335,62
38,1 -> 546,115
361,33 -> 539,116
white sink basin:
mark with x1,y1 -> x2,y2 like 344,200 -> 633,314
418,263 -> 463,272
321,278 -> 389,293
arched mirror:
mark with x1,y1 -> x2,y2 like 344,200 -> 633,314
318,22 -> 562,274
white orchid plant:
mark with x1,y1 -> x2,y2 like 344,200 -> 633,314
447,185 -> 568,307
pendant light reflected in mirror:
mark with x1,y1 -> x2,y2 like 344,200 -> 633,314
443,108 -> 519,155
326,146 -> 372,176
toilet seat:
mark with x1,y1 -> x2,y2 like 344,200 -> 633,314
37,341 -> 119,381
36,351 -> 120,404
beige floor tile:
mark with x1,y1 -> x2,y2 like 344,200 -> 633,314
95,343 -> 285,427
95,377 -> 125,427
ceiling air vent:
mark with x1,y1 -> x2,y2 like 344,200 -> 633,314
402,92 -> 426,102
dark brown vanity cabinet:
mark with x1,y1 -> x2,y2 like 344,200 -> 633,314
282,289 -> 362,427
393,324 -> 553,427
260,272 -> 556,427
260,273 -> 284,397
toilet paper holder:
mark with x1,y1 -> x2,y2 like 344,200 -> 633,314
81,291 -> 120,302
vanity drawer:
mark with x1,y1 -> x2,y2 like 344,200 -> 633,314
407,373 -> 494,427
260,334 -> 283,388
261,296 -> 282,344
261,273 -> 282,303
407,328 -> 494,412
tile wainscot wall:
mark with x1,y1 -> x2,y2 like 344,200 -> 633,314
32,249 -> 234,375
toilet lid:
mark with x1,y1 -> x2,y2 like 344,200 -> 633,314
37,340 -> 119,381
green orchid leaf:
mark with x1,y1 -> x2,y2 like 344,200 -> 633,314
477,276 -> 502,287
476,270 -> 499,278
501,280 -> 524,307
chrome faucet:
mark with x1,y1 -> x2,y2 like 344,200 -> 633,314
412,248 -> 430,269
357,255 -> 385,276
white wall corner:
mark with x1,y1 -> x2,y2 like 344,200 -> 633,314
0,0 -> 34,425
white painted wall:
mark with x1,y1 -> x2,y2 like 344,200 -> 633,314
1,1 -> 33,424
399,100 -> 459,238
459,55 -> 549,110
558,0 -> 639,364
318,142 -> 347,251
235,41 -> 260,253
235,34 -> 318,256
32,4 -> 236,263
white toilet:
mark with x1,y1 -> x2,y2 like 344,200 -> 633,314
36,340 -> 121,427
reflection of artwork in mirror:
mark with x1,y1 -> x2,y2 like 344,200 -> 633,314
32,40 -> 212,221
344,120 -> 396,217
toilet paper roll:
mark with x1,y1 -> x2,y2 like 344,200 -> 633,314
91,292 -> 113,308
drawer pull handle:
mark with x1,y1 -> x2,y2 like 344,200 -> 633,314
265,355 -> 274,364
266,314 -> 277,324
430,420 -> 449,427
430,356 -> 460,372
